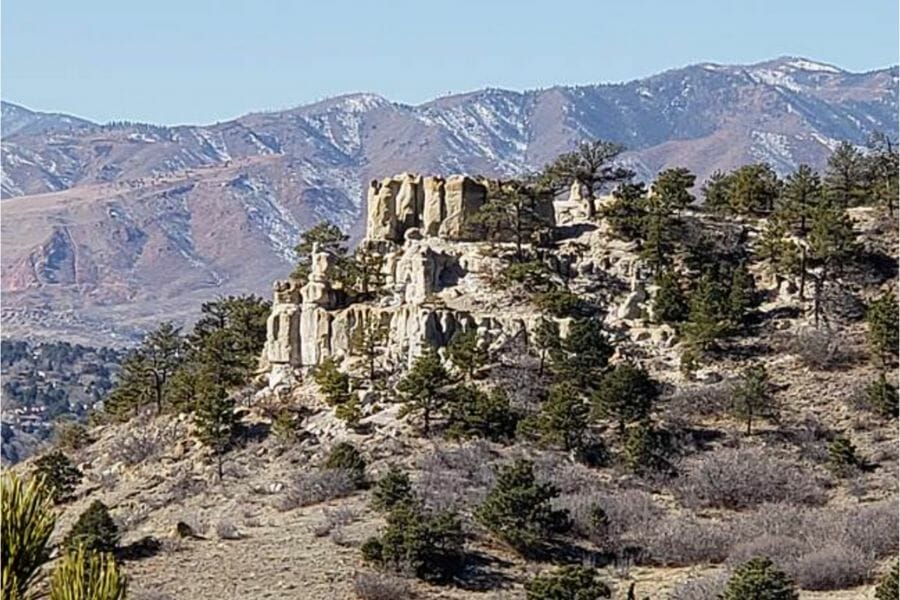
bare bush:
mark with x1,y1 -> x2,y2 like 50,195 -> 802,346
416,442 -> 496,511
840,499 -> 899,558
727,535 -> 808,567
676,447 -> 826,509
216,519 -> 242,540
670,570 -> 729,600
353,571 -> 415,600
111,418 -> 183,466
313,506 -> 359,538
792,543 -> 870,590
787,327 -> 850,370
276,469 -> 356,511
636,514 -> 732,566
664,382 -> 733,421
555,488 -> 661,548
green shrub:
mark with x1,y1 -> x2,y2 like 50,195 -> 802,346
54,420 -> 91,451
652,271 -> 689,323
862,376 -> 899,419
371,467 -> 414,512
592,363 -> 659,432
536,289 -> 594,319
447,328 -> 489,379
313,357 -> 351,406
324,442 -> 367,488
32,450 -> 82,505
867,290 -> 899,366
721,557 -> 798,600
525,565 -> 611,600
623,420 -> 672,475
875,561 -> 898,600
63,500 -> 120,554
827,437 -> 862,477
475,459 -> 571,553
361,500 -> 464,582
2,472 -> 56,599
446,386 -> 519,442
500,260 -> 556,293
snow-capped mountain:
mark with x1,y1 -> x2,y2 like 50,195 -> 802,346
1,57 -> 896,343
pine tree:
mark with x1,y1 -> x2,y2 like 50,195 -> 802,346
446,385 -> 519,442
396,347 -> 454,435
542,140 -> 634,218
863,375 -> 899,419
640,168 -> 695,275
313,357 -> 352,406
525,566 -> 611,600
350,314 -> 388,386
652,270 -> 689,323
534,317 -> 562,377
824,141 -> 866,208
32,450 -> 82,505
349,245 -> 386,299
779,164 -> 823,235
553,317 -> 612,391
728,163 -> 781,214
701,170 -> 733,213
447,328 -> 488,380
142,321 -> 184,412
866,290 -> 899,367
681,274 -> 726,353
809,204 -> 857,325
865,132 -> 900,216
721,557 -> 798,600
535,382 -> 589,451
731,364 -> 777,435
63,500 -> 120,554
603,182 -> 648,240
191,335 -> 239,481
475,459 -> 571,553
622,419 -> 670,474
827,436 -> 862,477
726,261 -> 756,329
291,221 -> 349,282
592,364 -> 659,433
324,442 -> 367,488
475,176 -> 555,258
371,466 -> 414,511
875,561 -> 898,600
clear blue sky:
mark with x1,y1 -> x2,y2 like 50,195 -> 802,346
2,0 -> 897,125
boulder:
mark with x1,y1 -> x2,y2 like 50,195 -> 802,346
394,173 -> 421,231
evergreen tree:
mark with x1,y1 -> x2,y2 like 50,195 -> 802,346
866,290 -> 899,367
863,375 -> 899,419
348,245 -> 386,298
190,295 -> 270,365
396,347 -> 454,435
324,442 -> 367,488
809,204 -> 857,325
728,163 -> 781,214
553,317 -> 612,391
371,466 -> 414,511
824,141 -> 866,208
542,140 -> 634,218
731,364 -> 777,435
641,168 -> 695,275
446,385 -> 519,442
622,419 -> 670,475
291,221 -> 350,282
1,472 -> 56,600
534,317 -> 562,377
875,561 -> 898,600
350,314 -> 388,386
447,328 -> 488,380
827,436 -> 862,477
779,164 -> 823,235
652,270 -> 689,323
534,382 -> 588,451
361,499 -> 465,582
592,363 -> 659,433
864,132 -> 900,216
103,352 -> 153,421
313,357 -> 352,406
63,500 -> 120,554
721,557 -> 798,600
32,450 -> 82,505
700,170 -> 733,213
141,321 -> 184,412
726,261 -> 756,328
475,459 -> 571,553
476,176 -> 555,258
681,274 -> 727,353
525,566 -> 612,600
603,182 -> 648,240
192,371 -> 236,481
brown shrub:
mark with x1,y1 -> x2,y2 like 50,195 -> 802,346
840,499 -> 899,558
787,327 -> 851,370
792,543 -> 871,590
276,469 -> 356,511
635,515 -> 732,566
670,570 -> 729,600
416,442 -> 496,511
353,572 -> 415,600
676,447 -> 826,509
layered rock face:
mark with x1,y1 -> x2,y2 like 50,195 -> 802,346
366,173 -> 488,242
264,172 -> 538,386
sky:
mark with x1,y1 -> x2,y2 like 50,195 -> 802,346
2,0 -> 897,125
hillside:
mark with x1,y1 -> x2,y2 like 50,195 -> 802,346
1,57 -> 897,344
12,170 -> 898,599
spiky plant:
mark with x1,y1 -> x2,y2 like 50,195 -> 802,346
49,545 -> 127,600
1,472 -> 57,600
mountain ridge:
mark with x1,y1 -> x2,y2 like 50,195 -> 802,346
1,56 -> 897,344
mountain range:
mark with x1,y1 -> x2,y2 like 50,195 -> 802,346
1,56 -> 897,344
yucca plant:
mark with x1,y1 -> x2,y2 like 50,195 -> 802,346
49,545 -> 128,600
1,471 -> 57,600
